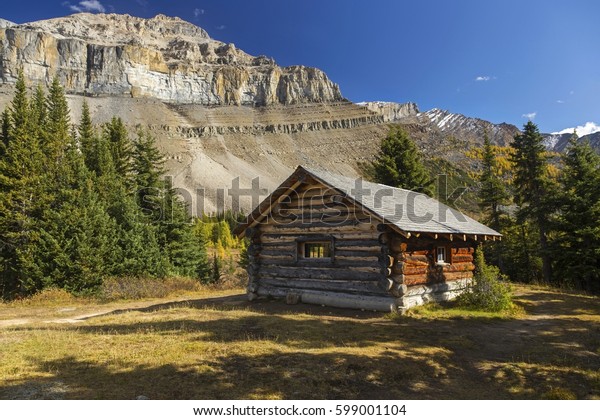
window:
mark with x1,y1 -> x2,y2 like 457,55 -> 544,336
295,236 -> 335,262
304,242 -> 331,259
436,246 -> 448,264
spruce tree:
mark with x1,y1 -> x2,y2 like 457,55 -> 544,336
371,126 -> 433,195
30,84 -> 47,132
103,117 -> 132,186
131,129 -> 165,221
160,177 -> 210,280
0,71 -> 45,296
44,77 -> 71,163
476,134 -> 511,271
555,136 -> 600,291
78,100 -> 96,169
510,121 -> 554,284
479,134 -> 510,230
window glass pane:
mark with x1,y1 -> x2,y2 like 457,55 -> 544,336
437,247 -> 446,262
304,242 -> 331,258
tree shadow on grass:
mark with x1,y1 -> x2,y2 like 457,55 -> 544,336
2,288 -> 598,399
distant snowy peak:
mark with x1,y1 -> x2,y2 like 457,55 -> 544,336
417,108 -> 519,146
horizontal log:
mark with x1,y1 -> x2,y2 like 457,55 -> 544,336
256,286 -> 398,312
334,239 -> 382,248
258,259 -> 382,269
404,278 -> 471,297
259,241 -> 296,248
450,255 -> 473,263
403,273 -> 430,286
406,249 -> 431,256
453,247 -> 475,255
282,198 -> 349,208
335,249 -> 383,258
259,232 -> 379,242
403,261 -> 430,269
260,277 -> 383,295
443,271 -> 473,281
260,222 -> 375,234
443,263 -> 475,272
403,266 -> 430,276
260,248 -> 295,257
258,266 -> 384,281
404,254 -> 430,263
271,213 -> 372,224
336,245 -> 383,253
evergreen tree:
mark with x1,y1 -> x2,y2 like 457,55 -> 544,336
555,136 -> 600,291
44,77 -> 71,164
0,109 -> 10,156
103,117 -> 132,186
30,84 -> 47,133
160,178 -> 210,279
0,70 -> 45,297
78,100 -> 96,169
477,133 -> 511,271
371,126 -> 433,195
510,121 -> 555,284
479,133 -> 510,230
131,129 -> 165,221
211,253 -> 222,284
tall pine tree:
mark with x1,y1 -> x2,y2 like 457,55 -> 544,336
510,121 -> 555,284
555,136 -> 600,291
477,133 -> 511,271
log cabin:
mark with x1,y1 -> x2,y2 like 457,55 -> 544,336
234,166 -> 501,312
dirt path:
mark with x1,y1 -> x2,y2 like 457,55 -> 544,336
0,292 -> 248,328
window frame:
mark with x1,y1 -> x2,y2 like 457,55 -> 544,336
435,245 -> 451,266
295,235 -> 335,263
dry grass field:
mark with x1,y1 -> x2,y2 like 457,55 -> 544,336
0,284 -> 598,400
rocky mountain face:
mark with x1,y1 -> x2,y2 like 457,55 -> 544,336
1,13 -> 595,213
356,101 -> 420,122
0,19 -> 15,28
0,13 -> 342,105
542,131 -> 600,152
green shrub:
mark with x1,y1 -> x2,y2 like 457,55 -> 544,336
457,247 -> 514,312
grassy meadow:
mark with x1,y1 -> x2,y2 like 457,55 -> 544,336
0,284 -> 598,400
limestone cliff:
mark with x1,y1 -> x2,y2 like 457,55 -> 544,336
0,13 -> 342,105
356,101 -> 420,122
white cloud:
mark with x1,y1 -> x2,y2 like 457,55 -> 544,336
68,0 -> 106,13
554,122 -> 600,137
522,112 -> 537,120
556,100 -> 565,104
194,8 -> 205,17
216,24 -> 226,30
475,76 -> 491,82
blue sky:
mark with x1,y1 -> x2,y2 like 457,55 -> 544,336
2,0 -> 599,134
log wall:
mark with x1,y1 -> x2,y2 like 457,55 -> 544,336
246,181 -> 391,308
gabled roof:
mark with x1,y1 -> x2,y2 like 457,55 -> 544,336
234,166 -> 502,239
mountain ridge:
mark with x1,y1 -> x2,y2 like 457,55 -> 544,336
0,12 -> 597,212
0,13 -> 342,105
